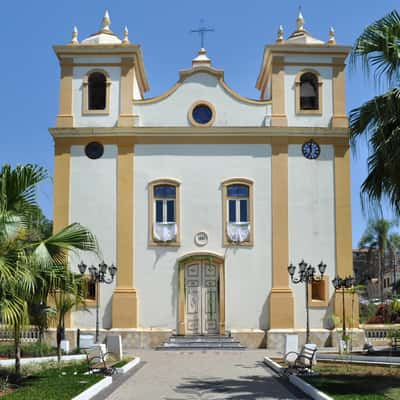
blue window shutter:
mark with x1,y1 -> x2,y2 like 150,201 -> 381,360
228,200 -> 236,222
240,199 -> 248,222
166,200 -> 175,222
155,200 -> 163,223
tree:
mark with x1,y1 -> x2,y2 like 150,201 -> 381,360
359,218 -> 395,302
350,10 -> 400,214
388,233 -> 400,295
0,164 -> 98,374
50,270 -> 87,362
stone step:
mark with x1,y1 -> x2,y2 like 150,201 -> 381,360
168,337 -> 240,344
163,342 -> 243,347
157,335 -> 246,351
157,346 -> 246,351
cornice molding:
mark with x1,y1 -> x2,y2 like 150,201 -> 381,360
49,126 -> 349,138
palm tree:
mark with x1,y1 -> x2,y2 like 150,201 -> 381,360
359,218 -> 395,302
388,233 -> 400,295
350,10 -> 400,214
0,164 -> 98,374
50,270 -> 87,362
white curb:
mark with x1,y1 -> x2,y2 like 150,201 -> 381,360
71,376 -> 112,400
263,356 -> 283,374
289,375 -> 333,400
116,357 -> 141,374
0,354 -> 86,367
263,357 -> 333,400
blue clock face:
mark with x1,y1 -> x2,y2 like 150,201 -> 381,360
302,140 -> 320,160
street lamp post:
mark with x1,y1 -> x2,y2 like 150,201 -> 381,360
332,275 -> 354,342
288,260 -> 327,344
78,261 -> 117,343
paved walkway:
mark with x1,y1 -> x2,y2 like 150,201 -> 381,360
101,350 -> 308,400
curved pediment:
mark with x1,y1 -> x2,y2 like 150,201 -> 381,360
134,67 -> 269,106
133,68 -> 271,127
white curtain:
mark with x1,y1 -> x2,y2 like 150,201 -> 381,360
154,222 -> 177,242
227,222 -> 250,243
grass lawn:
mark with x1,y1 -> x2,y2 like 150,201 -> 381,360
303,363 -> 400,400
1,362 -> 103,399
113,357 -> 133,369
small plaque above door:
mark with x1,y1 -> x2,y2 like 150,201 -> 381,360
194,231 -> 208,247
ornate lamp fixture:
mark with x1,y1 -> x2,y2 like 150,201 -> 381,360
288,260 -> 327,343
78,261 -> 117,343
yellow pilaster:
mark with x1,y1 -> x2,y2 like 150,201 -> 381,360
271,57 -> 288,127
331,58 -> 349,128
270,139 -> 294,328
53,141 -> 72,328
117,58 -> 135,127
56,59 -> 74,128
112,144 -> 138,328
334,144 -> 358,326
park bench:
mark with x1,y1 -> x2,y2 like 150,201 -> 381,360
283,343 -> 317,375
84,346 -> 119,375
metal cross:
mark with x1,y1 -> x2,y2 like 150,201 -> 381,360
191,19 -> 214,49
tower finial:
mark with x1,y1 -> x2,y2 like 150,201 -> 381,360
296,8 -> 305,31
70,26 -> 79,44
328,26 -> 336,44
123,26 -> 130,44
102,9 -> 111,31
277,25 -> 284,43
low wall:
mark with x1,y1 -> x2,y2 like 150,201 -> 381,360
43,328 -> 172,351
230,329 -> 266,348
267,328 -> 366,354
43,327 -> 367,351
361,324 -> 400,346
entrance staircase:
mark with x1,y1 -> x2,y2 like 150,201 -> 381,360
156,335 -> 246,350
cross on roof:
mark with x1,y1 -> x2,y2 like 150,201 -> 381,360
191,19 -> 214,49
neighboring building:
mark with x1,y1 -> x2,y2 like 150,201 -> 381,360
50,10 -> 355,349
353,248 -> 400,299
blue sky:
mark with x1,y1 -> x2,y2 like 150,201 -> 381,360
0,0 -> 398,246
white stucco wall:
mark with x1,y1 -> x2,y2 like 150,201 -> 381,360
133,74 -> 142,100
288,144 -> 336,329
69,145 -> 118,329
134,73 -> 271,127
284,65 -> 333,127
134,144 -> 272,331
72,66 -> 121,127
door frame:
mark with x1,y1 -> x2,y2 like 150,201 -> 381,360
178,252 -> 225,335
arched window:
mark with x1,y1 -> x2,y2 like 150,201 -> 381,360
300,73 -> 318,110
83,70 -> 110,115
295,71 -> 322,114
222,179 -> 253,246
88,72 -> 106,110
149,179 -> 180,246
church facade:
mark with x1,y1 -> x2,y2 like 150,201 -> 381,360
51,11 -> 357,349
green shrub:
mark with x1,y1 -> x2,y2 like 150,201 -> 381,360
0,342 -> 57,358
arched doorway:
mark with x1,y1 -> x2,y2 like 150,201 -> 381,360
177,252 -> 225,336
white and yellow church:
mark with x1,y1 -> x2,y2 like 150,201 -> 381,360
50,11 -> 359,350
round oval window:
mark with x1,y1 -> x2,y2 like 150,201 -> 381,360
85,142 -> 104,160
192,104 -> 213,125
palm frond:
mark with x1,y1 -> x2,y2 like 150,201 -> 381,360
350,89 -> 400,213
31,223 -> 99,267
350,10 -> 400,84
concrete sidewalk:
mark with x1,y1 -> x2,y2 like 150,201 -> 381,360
100,350 -> 308,400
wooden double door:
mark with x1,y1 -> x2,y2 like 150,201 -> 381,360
185,260 -> 219,335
